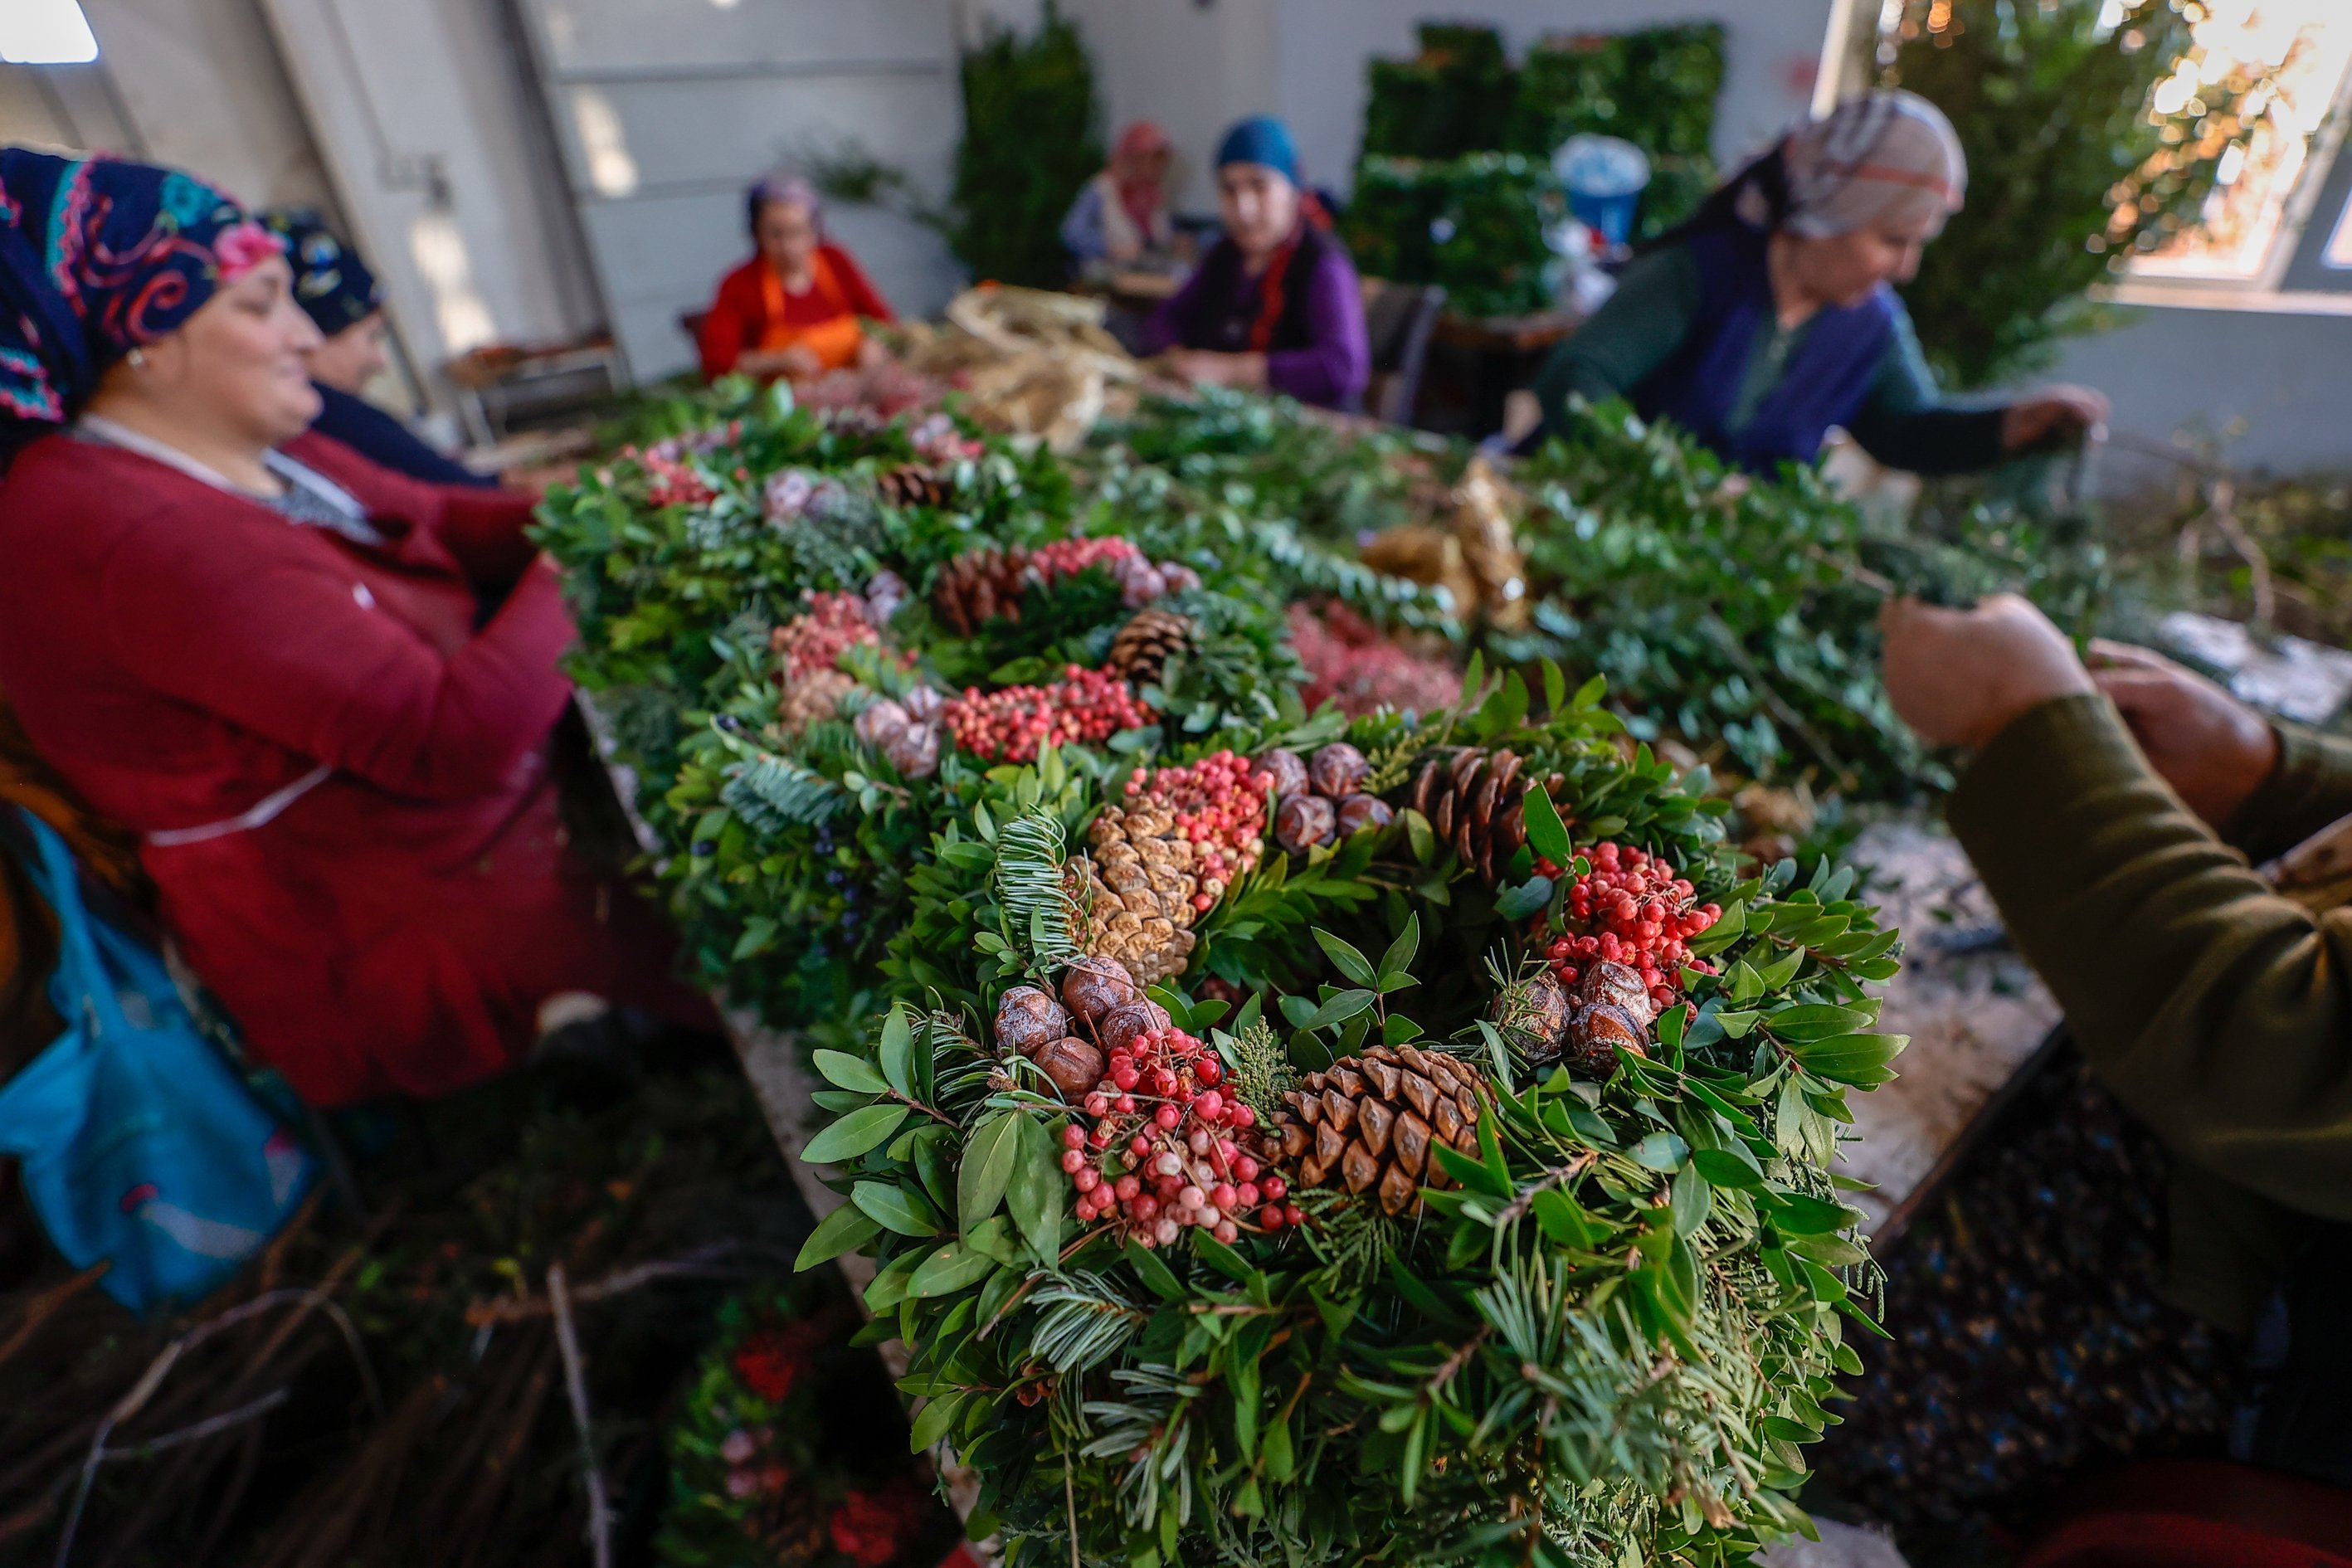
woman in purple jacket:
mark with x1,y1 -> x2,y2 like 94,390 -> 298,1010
1144,117 -> 1371,413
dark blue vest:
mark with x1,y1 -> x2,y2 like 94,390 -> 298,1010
1632,226 -> 1896,472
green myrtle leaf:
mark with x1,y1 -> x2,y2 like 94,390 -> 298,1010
957,1112 -> 1022,1230
908,1240 -> 998,1298
802,1103 -> 910,1165
1629,1131 -> 1691,1171
795,1201 -> 883,1269
1006,1113 -> 1067,1262
1312,928 -> 1376,986
879,1006 -> 918,1098
854,1180 -> 947,1237
909,1390 -> 966,1452
1522,783 -> 1574,864
1377,913 -> 1421,983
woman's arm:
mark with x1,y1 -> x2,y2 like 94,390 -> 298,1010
1840,304 -> 2005,474
824,246 -> 894,324
1949,693 -> 2352,1225
101,533 -> 575,803
1262,251 -> 1371,409
1062,183 -> 1108,262
1529,246 -> 1702,429
2229,725 -> 2352,864
287,431 -> 539,588
697,269 -> 755,380
1140,265 -> 1210,356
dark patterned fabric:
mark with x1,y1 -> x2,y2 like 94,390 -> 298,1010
0,149 -> 280,451
1814,1045 -> 2245,1537
259,208 -> 381,337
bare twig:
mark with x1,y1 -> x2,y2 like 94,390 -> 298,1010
51,1287 -> 375,1568
0,1263 -> 109,1370
463,1240 -> 749,1326
96,1387 -> 290,1460
547,1264 -> 612,1568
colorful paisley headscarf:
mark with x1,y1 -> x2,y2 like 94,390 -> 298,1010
260,208 -> 382,338
0,149 -> 284,455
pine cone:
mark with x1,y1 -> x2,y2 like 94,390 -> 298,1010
1106,608 -> 1195,689
931,546 -> 1032,637
1405,747 -> 1562,884
779,670 -> 858,734
1077,801 -> 1202,986
1261,1046 -> 1490,1215
876,462 -> 955,512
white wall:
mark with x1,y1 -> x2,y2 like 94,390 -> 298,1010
1051,0 -> 1282,212
77,0 -> 334,211
2043,304 -> 2352,487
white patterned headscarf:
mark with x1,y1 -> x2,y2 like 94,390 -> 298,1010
1741,91 -> 1967,239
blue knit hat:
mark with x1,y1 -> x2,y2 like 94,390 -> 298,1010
1215,116 -> 1298,182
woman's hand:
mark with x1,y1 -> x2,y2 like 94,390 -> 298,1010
2000,384 -> 2110,452
1165,349 -> 1268,390
2089,640 -> 2278,828
1879,593 -> 2094,749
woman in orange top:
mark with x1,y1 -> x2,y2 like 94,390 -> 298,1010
698,173 -> 895,382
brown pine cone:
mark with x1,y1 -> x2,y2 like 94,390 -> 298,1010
1260,1046 -> 1491,1216
1405,747 -> 1564,884
875,462 -> 956,512
1076,801 -> 1203,986
1105,607 -> 1195,689
778,670 -> 857,734
931,545 -> 1032,637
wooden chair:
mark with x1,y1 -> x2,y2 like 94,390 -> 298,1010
1359,278 -> 1445,426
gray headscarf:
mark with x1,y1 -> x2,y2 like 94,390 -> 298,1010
1742,90 -> 1968,239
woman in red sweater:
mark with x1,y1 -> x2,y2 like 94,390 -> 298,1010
698,173 -> 895,383
0,149 -> 709,1107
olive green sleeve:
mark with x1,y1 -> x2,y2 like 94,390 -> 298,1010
1946,692 -> 2352,1225
2223,722 -> 2352,866
1531,246 -> 1701,433
1839,299 -> 2006,475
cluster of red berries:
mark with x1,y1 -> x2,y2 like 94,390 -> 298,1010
1535,841 -> 1723,1012
1287,602 -> 1463,718
1025,537 -> 1143,585
941,665 -> 1154,764
1122,752 -> 1269,907
1064,1027 -> 1298,1245
640,450 -> 719,510
770,592 -> 882,683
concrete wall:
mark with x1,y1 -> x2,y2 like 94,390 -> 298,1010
2044,302 -> 2352,489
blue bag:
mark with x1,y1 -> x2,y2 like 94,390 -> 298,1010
0,807 -> 314,1313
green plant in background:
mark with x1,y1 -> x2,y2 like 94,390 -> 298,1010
1345,154 -> 1567,317
947,2 -> 1103,289
1882,0 -> 2268,388
1507,25 -> 1726,163
1360,22 -> 1517,160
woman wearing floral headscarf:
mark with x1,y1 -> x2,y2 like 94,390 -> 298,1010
261,208 -> 494,488
1527,91 -> 2107,473
0,149 -> 710,1108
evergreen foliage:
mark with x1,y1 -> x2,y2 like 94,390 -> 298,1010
947,2 -> 1104,288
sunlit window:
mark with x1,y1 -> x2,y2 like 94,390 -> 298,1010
2128,0 -> 2352,282
0,0 -> 99,66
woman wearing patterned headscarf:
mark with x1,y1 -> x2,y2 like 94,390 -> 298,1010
697,171 -> 894,383
1527,91 -> 2107,472
260,208 -> 494,488
0,149 -> 711,1108
1062,120 -> 1176,267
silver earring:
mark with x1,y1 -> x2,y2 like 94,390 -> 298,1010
127,348 -> 148,369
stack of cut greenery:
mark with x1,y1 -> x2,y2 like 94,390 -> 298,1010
538,377 -> 1909,1566
1346,22 -> 1726,314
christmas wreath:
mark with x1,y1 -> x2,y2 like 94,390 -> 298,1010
539,381 -> 1906,1566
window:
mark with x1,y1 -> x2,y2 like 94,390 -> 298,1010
2122,0 -> 2352,299
0,0 -> 99,66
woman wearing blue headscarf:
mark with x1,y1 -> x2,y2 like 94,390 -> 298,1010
259,209 -> 495,488
1142,116 -> 1370,412
0,149 -> 709,1108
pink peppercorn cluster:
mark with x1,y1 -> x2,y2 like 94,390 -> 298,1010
771,592 -> 884,684
1536,841 -> 1723,1012
1120,752 -> 1270,909
941,665 -> 1154,765
908,412 -> 985,465
1064,1027 -> 1298,1246
1024,537 -> 1202,610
